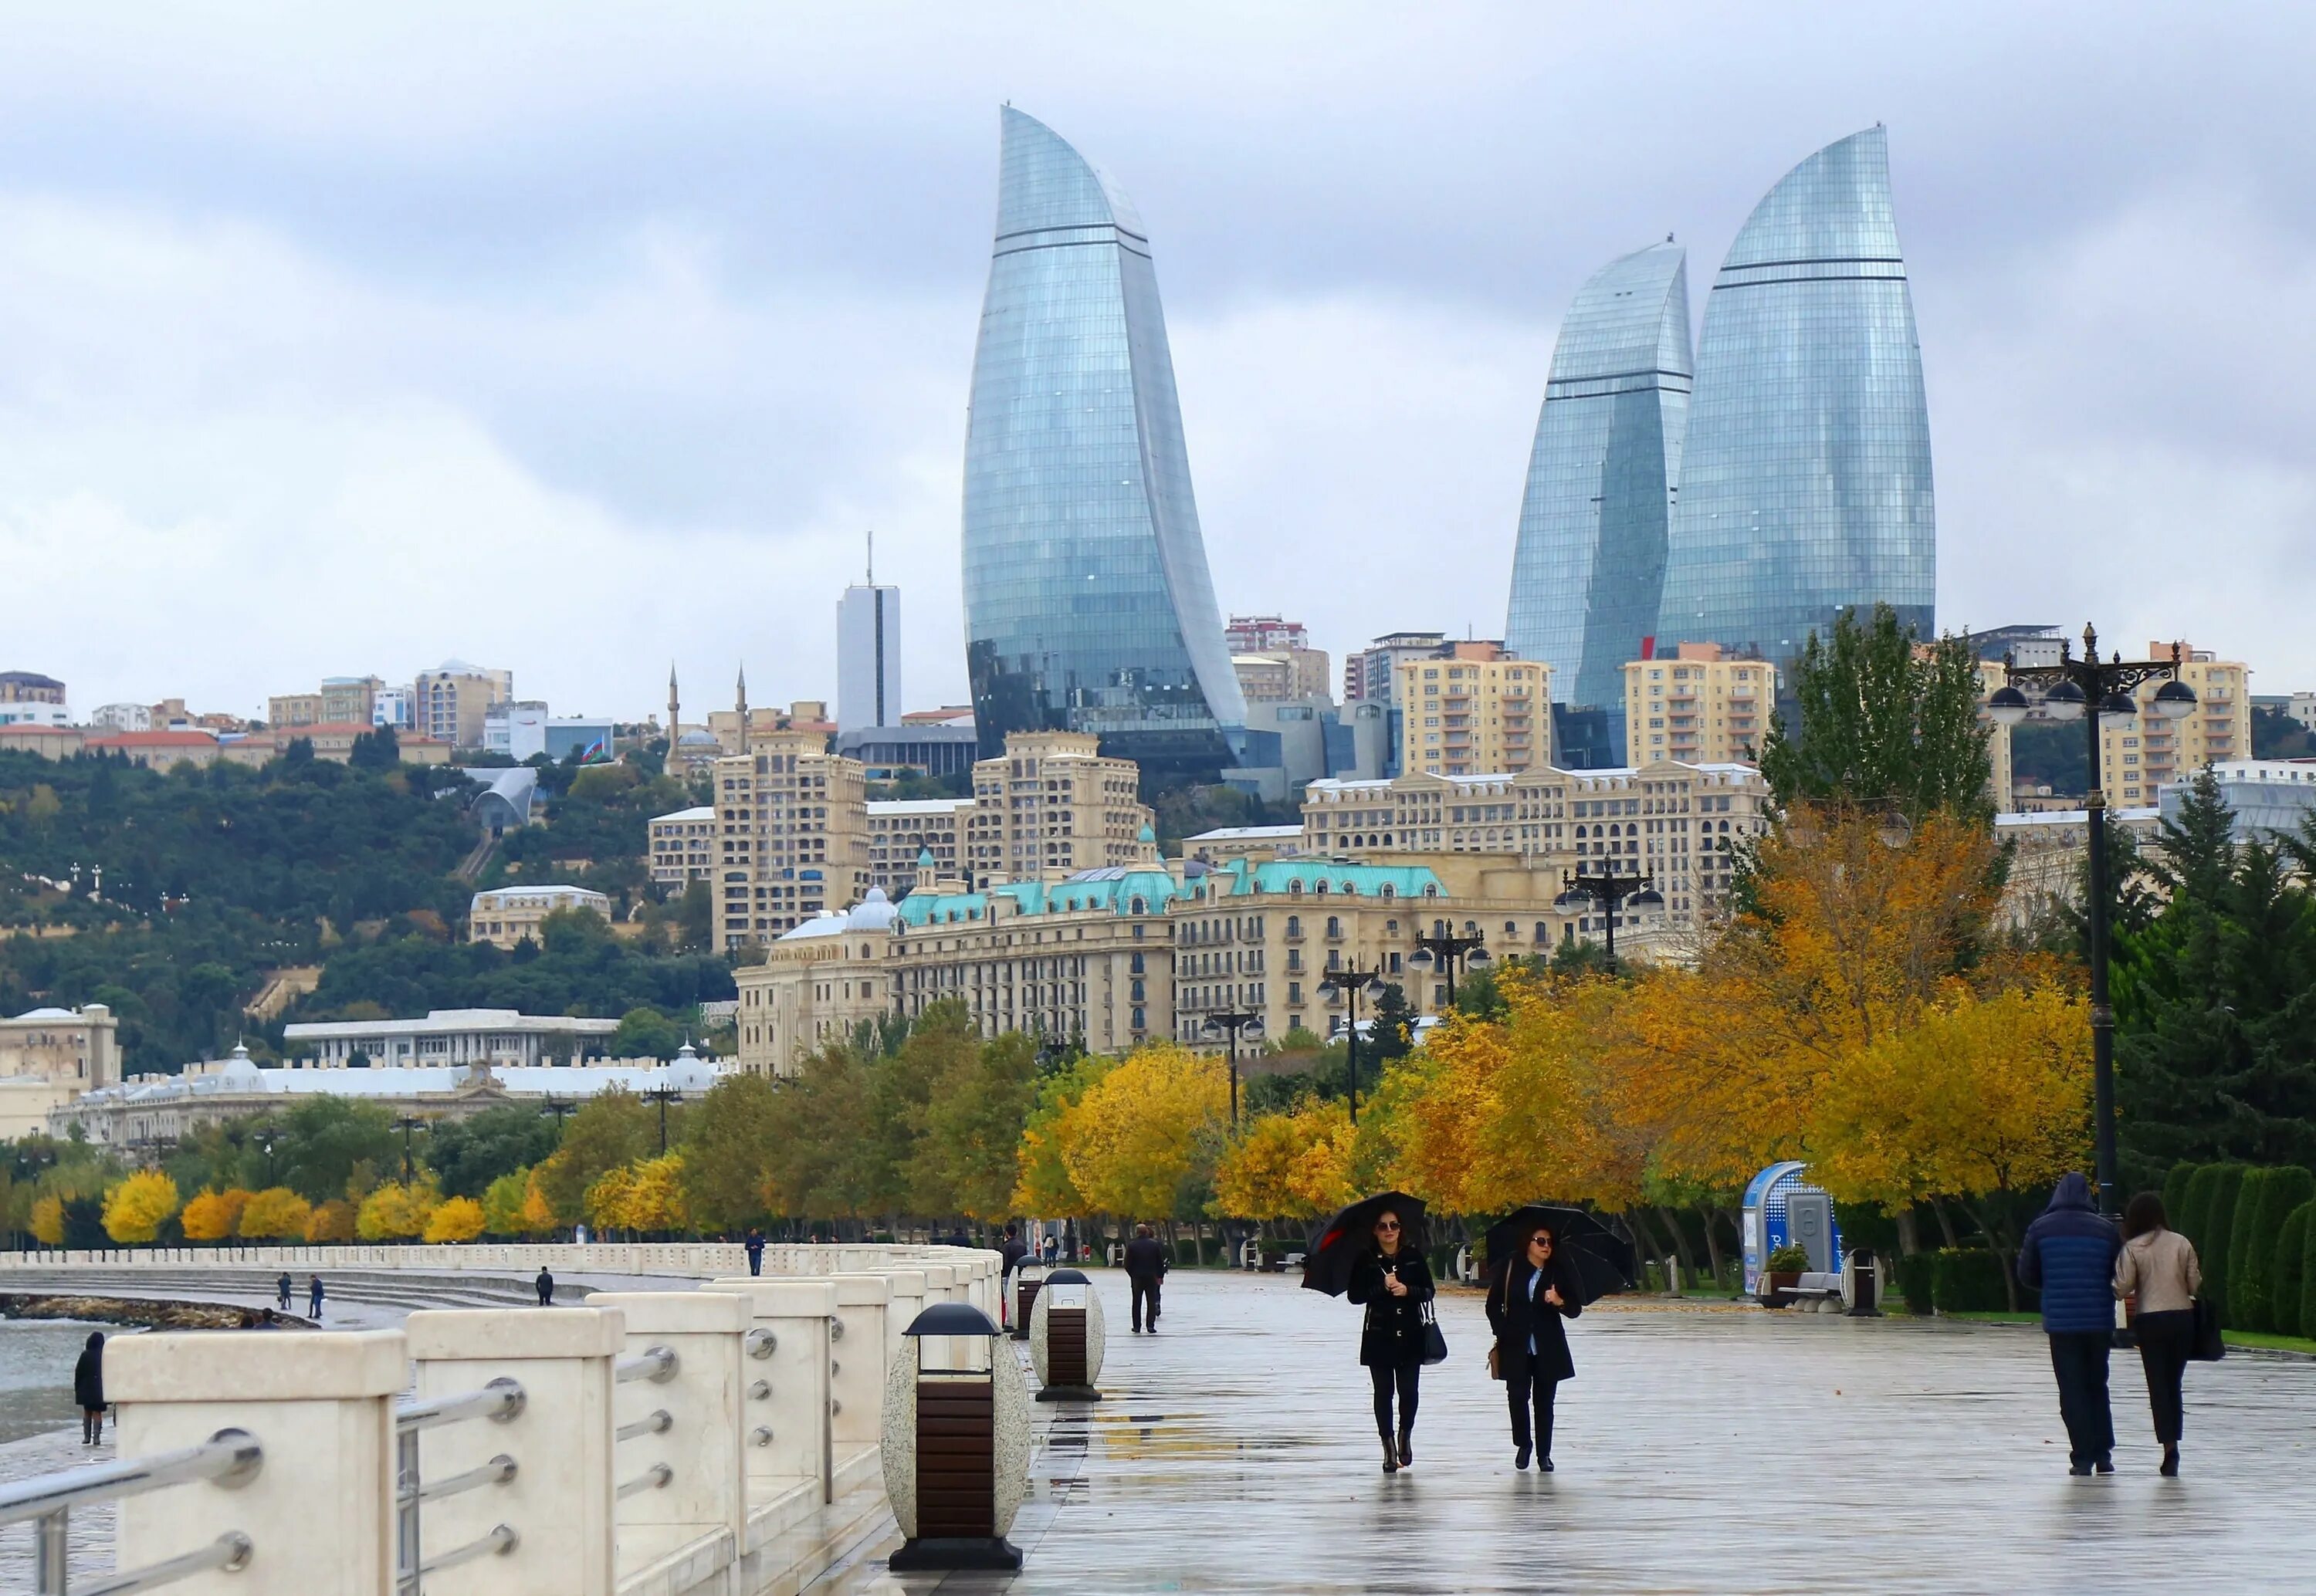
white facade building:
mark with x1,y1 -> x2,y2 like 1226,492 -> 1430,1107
837,582 -> 903,734
88,702 -> 154,732
282,1007 -> 621,1066
485,701 -> 551,759
0,701 -> 71,728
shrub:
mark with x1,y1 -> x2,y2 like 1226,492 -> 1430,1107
2201,1165 -> 2250,1323
2161,1162 -> 2199,1229
424,1196 -> 486,1244
1931,1249 -> 2011,1314
2179,1165 -> 2224,1256
1765,1243 -> 1812,1273
2234,1166 -> 2315,1332
238,1188 -> 313,1242
1894,1253 -> 1935,1316
2272,1202 -> 2314,1340
2303,1211 -> 2316,1346
305,1198 -> 357,1243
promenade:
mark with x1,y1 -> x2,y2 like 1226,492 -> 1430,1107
838,1269 -> 2316,1594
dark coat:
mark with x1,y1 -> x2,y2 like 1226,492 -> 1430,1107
1346,1249 -> 1435,1368
2016,1172 -> 2122,1334
743,1233 -> 766,1259
1486,1256 -> 1581,1383
73,1336 -> 104,1410
999,1239 -> 1030,1275
1122,1236 -> 1168,1281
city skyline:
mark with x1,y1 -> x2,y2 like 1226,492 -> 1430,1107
1,7 -> 2311,716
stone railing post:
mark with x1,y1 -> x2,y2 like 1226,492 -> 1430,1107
589,1291 -> 749,1574
882,1270 -> 928,1371
823,1275 -> 892,1473
108,1329 -> 405,1596
405,1307 -> 623,1596
699,1279 -> 835,1511
916,1266 -> 957,1369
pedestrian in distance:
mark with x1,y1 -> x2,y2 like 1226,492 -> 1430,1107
2115,1190 -> 2203,1476
998,1223 -> 1030,1328
536,1266 -> 555,1306
308,1274 -> 325,1321
1347,1208 -> 1434,1475
745,1228 -> 766,1277
276,1272 -> 293,1314
1123,1223 -> 1168,1334
73,1331 -> 105,1446
1041,1233 -> 1058,1264
1485,1221 -> 1581,1471
2016,1171 -> 2125,1475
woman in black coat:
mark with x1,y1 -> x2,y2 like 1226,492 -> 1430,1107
1485,1220 -> 1580,1470
1346,1208 -> 1435,1474
73,1331 -> 106,1446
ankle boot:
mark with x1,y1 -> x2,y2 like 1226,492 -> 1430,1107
1380,1431 -> 1399,1473
2161,1443 -> 2180,1476
1397,1426 -> 1414,1467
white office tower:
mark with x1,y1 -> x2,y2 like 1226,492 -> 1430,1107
838,561 -> 902,733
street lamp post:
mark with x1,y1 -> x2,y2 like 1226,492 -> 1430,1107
1984,626 -> 2195,1216
1319,962 -> 1387,1126
1201,1009 -> 1263,1127
643,1084 -> 682,1155
391,1115 -> 423,1185
1552,867 -> 1664,973
1407,925 -> 1492,1008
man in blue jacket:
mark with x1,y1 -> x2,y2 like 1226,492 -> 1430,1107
2015,1172 -> 2124,1474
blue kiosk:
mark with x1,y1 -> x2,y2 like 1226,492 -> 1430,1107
1741,1161 -> 1844,1298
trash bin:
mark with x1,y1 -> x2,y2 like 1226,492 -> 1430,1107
881,1302 -> 1029,1572
1011,1263 -> 1045,1343
1028,1267 -> 1104,1403
1842,1247 -> 1883,1317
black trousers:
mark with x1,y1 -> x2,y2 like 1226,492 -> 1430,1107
747,1253 -> 764,1277
2134,1310 -> 2193,1445
2048,1331 -> 2115,1465
1131,1276 -> 1162,1330
82,1408 -> 103,1444
1370,1362 -> 1420,1438
1506,1369 -> 1559,1457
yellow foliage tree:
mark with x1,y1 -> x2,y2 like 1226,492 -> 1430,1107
179,1188 -> 245,1243
305,1199 -> 357,1243
1011,1055 -> 1107,1216
238,1188 -> 313,1241
30,1195 -> 63,1246
518,1169 -> 558,1236
423,1195 -> 487,1243
1056,1043 -> 1225,1220
355,1181 -> 438,1241
1213,1097 -> 1358,1219
584,1164 -> 639,1233
621,1154 -> 689,1234
480,1169 -> 532,1236
101,1171 -> 181,1245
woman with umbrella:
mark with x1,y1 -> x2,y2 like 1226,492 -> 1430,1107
1346,1205 -> 1435,1474
1485,1218 -> 1582,1470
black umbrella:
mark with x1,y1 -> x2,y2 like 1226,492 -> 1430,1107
1301,1192 -> 1429,1297
1485,1205 -> 1637,1304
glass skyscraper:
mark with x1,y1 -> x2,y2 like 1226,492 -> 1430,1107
1503,241 -> 1691,762
1654,127 -> 1935,671
961,107 -> 1244,784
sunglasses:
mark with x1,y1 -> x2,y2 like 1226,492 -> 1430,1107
1376,1220 -> 1400,1232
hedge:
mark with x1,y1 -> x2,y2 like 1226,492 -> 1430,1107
2273,1202 -> 2314,1340
2233,1166 -> 2315,1332
2162,1162 -> 2200,1227
1931,1249 -> 2012,1314
1894,1252 -> 1935,1316
2178,1165 -> 2222,1261
2200,1165 -> 2250,1322
2304,1209 -> 2316,1345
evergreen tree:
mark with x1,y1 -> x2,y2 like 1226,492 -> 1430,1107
1369,983 -> 1414,1061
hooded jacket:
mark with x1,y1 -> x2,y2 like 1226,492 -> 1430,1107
2016,1172 -> 2122,1334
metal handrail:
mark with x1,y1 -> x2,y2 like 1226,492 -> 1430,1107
76,1531 -> 252,1596
615,1464 -> 672,1500
615,1345 -> 677,1384
395,1378 -> 524,1433
0,1430 -> 262,1526
614,1410 -> 672,1444
395,1381 -> 524,1596
401,1454 -> 516,1506
415,1523 -> 518,1577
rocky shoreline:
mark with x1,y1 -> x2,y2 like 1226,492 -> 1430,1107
0,1293 -> 303,1331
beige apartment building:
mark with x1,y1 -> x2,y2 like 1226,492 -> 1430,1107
1396,643 -> 1549,777
414,661 -> 513,749
647,805 -> 717,888
1621,644 -> 1773,766
0,1003 -> 120,1138
468,884 -> 611,948
322,676 -> 383,725
865,797 -> 973,891
267,691 -> 325,729
0,671 -> 66,705
2098,643 -> 2251,806
709,730 -> 871,951
963,731 -> 1156,886
1233,650 -> 1332,705
1978,659 -> 2019,813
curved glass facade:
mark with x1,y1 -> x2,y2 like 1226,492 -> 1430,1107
961,107 -> 1244,785
1504,242 -> 1691,761
1655,127 -> 1935,669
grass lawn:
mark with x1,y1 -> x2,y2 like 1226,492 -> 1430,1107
1933,1312 -> 2316,1357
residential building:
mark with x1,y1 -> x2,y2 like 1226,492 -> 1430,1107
865,798 -> 973,892
413,660 -> 513,749
709,730 -> 870,951
0,725 -> 83,758
1505,242 -> 1692,765
1994,807 -> 2165,931
1621,644 -> 1773,766
1395,642 -> 1550,777
2099,643 -> 2251,805
321,676 -> 384,725
963,730 -> 1156,887
88,703 -> 152,732
1656,127 -> 1935,675
229,722 -> 449,766
1183,825 -> 1305,864
1233,655 -> 1295,705
1344,632 -> 1448,707
960,107 -> 1245,785
0,700 -> 70,729
1224,617 -> 1308,654
0,671 -> 66,705
467,884 -> 611,949
2158,760 -> 2316,844
834,724 -> 979,782
647,805 -> 717,888
706,702 -> 833,753
83,729 -> 222,769
282,1007 -> 621,1067
2290,692 -> 2316,735
373,685 -> 415,729
837,578 -> 902,734
266,692 -> 325,729
0,1003 -> 119,1138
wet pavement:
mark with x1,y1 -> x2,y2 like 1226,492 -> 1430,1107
828,1268 -> 2316,1594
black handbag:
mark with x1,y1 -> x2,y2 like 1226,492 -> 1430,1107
2189,1296 -> 2226,1362
1418,1297 -> 1449,1366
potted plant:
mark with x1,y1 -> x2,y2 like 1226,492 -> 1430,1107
1760,1242 -> 1811,1306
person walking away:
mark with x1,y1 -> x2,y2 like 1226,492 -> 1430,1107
1123,1224 -> 1168,1333
276,1272 -> 293,1314
2016,1171 -> 2124,1474
309,1274 -> 325,1321
1347,1209 -> 1434,1474
745,1228 -> 767,1277
74,1332 -> 105,1446
2115,1190 -> 2202,1476
1486,1222 -> 1581,1470
536,1266 -> 555,1306
999,1224 -> 1030,1329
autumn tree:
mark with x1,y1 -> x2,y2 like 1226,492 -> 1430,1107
1213,1097 -> 1358,1220
1057,1043 -> 1226,1220
1012,1054 -> 1107,1217
534,1090 -> 653,1225
305,1199 -> 357,1243
423,1195 -> 487,1243
679,1074 -> 782,1230
356,1180 -> 438,1240
480,1169 -> 534,1236
101,1171 -> 181,1244
180,1187 -> 248,1243
238,1187 -> 313,1241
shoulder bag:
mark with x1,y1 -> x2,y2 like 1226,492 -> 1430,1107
1418,1295 -> 1449,1366
2189,1295 -> 2226,1362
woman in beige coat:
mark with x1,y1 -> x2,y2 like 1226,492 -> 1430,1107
2115,1191 -> 2202,1476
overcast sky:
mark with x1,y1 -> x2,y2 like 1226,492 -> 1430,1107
2,3 -> 2311,722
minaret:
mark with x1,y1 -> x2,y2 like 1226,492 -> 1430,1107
666,661 -> 680,751
734,664 -> 750,758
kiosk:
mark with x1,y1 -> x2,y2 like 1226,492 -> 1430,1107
1742,1161 -> 1845,1299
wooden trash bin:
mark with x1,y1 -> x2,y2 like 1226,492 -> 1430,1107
881,1303 -> 1029,1572
1011,1263 -> 1046,1342
1029,1266 -> 1104,1403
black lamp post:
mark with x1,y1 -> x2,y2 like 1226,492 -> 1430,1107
643,1083 -> 682,1155
1984,627 -> 2195,1216
1407,925 -> 1492,1007
392,1115 -> 423,1185
1552,867 -> 1664,974
1319,962 -> 1387,1125
1202,1009 -> 1263,1127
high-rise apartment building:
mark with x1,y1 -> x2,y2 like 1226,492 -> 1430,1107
413,661 -> 513,749
2100,643 -> 2251,806
963,730 -> 1157,886
960,108 -> 1245,785
321,676 -> 382,725
267,692 -> 325,729
1620,644 -> 1773,766
1505,242 -> 1692,763
1344,632 -> 1448,706
1395,643 -> 1549,778
865,797 -> 973,891
837,578 -> 902,733
1224,617 -> 1308,654
1656,127 -> 1935,676
709,730 -> 870,952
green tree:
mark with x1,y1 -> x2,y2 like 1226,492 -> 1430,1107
910,1013 -> 1039,1222
2274,1200 -> 2313,1338
534,1090 -> 652,1224
611,1006 -> 686,1060
679,1073 -> 783,1230
1759,603 -> 1993,823
1370,983 -> 1416,1060
425,1107 -> 564,1199
2231,1165 -> 2314,1332
674,881 -> 713,952
2200,1164 -> 2250,1323
272,1097 -> 401,1205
